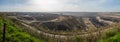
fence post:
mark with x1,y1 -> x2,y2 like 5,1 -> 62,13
2,23 -> 6,42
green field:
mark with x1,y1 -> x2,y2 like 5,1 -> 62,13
0,15 -> 45,42
98,23 -> 120,42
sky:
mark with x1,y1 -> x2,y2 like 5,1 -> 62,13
0,0 -> 120,12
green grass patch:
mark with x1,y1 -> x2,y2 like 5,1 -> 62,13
0,15 -> 45,42
98,23 -> 120,42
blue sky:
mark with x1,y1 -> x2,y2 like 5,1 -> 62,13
0,0 -> 120,12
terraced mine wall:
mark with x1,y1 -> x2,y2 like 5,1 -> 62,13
8,15 -> 120,42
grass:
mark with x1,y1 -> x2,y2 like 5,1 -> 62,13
98,23 -> 120,42
0,14 -> 45,42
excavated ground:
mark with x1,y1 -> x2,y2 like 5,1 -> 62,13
8,14 -> 120,35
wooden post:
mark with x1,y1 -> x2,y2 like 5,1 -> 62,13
2,23 -> 6,42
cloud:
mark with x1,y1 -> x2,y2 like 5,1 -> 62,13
25,0 -> 78,12
24,0 -> 111,12
0,0 -> 119,12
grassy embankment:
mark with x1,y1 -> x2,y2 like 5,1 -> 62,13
0,14 -> 45,42
98,23 -> 120,42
